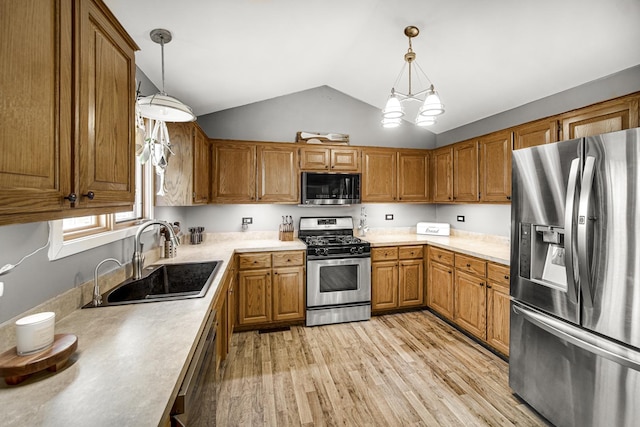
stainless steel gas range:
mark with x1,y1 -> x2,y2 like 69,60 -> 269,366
299,217 -> 371,327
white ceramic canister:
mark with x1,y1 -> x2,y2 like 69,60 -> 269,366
15,312 -> 55,356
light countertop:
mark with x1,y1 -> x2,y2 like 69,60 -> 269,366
0,231 -> 506,426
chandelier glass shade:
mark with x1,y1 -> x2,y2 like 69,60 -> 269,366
381,26 -> 444,129
138,28 -> 196,123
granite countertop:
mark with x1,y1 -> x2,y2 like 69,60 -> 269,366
0,236 -> 304,427
361,230 -> 511,265
0,230 -> 504,426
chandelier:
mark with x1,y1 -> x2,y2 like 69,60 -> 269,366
381,26 -> 444,128
138,29 -> 196,122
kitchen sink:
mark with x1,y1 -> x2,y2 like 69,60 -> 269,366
85,261 -> 222,307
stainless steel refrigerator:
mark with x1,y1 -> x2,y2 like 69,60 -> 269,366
510,127 -> 640,427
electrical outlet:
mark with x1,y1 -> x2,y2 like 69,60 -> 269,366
457,215 -> 465,222
385,214 -> 394,220
242,217 -> 253,225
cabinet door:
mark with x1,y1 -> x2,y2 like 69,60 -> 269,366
513,119 -> 559,150
362,149 -> 397,202
299,147 -> 330,170
479,131 -> 513,203
398,151 -> 429,202
454,270 -> 487,340
156,123 -> 194,206
77,0 -> 136,208
238,269 -> 271,325
193,126 -> 210,204
330,148 -> 360,172
561,97 -> 639,141
453,140 -> 478,202
398,259 -> 424,308
487,280 -> 510,356
257,145 -> 298,203
213,142 -> 256,202
272,266 -> 305,322
0,0 -> 72,218
372,261 -> 398,311
431,147 -> 453,202
427,261 -> 454,319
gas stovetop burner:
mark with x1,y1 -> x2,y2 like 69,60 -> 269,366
301,235 -> 365,247
298,216 -> 371,258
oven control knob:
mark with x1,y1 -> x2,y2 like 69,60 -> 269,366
349,247 -> 357,254
315,248 -> 328,256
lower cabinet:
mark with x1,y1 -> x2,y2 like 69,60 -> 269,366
214,255 -> 237,373
237,251 -> 305,327
372,245 -> 424,312
426,245 -> 510,356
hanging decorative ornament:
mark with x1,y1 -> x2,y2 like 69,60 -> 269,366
147,120 -> 175,196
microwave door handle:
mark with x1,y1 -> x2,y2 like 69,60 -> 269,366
564,158 -> 580,304
577,156 -> 596,308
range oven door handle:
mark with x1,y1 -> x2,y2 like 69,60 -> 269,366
513,303 -> 640,371
577,155 -> 596,307
563,157 -> 580,304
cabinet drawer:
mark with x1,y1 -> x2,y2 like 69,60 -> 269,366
455,254 -> 487,277
371,247 -> 399,262
238,253 -> 272,270
487,262 -> 510,286
428,246 -> 454,266
272,251 -> 304,267
398,245 -> 424,260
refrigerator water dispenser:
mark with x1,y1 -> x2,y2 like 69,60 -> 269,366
519,223 -> 567,290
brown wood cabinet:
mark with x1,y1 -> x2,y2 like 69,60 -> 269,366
156,122 -> 210,206
426,246 -> 455,319
299,146 -> 360,172
212,140 -> 299,204
513,119 -> 559,150
454,254 -> 488,340
214,255 -> 237,372
237,251 -> 305,327
372,245 -> 424,312
363,148 -> 429,203
431,146 -> 453,202
479,131 -> 513,203
0,0 -> 137,225
453,140 -> 479,202
362,149 -> 397,202
257,145 -> 299,203
560,95 -> 639,141
486,263 -> 511,356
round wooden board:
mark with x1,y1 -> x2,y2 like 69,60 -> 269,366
0,334 -> 78,384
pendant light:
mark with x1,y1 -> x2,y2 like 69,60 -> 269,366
138,29 -> 196,122
381,26 -> 444,128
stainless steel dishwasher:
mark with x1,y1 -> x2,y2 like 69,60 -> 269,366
171,308 -> 217,426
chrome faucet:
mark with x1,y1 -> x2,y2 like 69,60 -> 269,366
132,220 -> 180,280
93,258 -> 123,307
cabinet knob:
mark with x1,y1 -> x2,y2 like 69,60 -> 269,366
466,263 -> 471,267
487,284 -> 492,289
507,196 -> 512,201
325,165 -> 329,169
504,275 -> 510,280
64,193 -> 77,203
448,270 -> 452,274
274,272 -> 278,275
480,282 -> 485,287
82,191 -> 95,200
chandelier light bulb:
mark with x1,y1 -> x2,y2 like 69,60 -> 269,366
381,117 -> 402,128
382,91 -> 405,119
419,85 -> 445,116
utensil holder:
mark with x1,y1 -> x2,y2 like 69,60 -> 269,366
163,241 -> 177,258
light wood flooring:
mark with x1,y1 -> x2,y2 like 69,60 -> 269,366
216,310 -> 548,426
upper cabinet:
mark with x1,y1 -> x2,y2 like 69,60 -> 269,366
156,122 -> 210,206
479,130 -> 513,203
453,140 -> 479,202
211,140 -> 299,204
431,146 -> 453,202
299,146 -> 360,172
560,95 -> 639,140
0,0 -> 137,226
513,119 -> 559,150
362,148 -> 429,203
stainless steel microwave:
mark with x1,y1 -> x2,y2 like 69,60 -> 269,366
300,172 -> 361,205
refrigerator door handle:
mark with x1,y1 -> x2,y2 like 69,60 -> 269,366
513,303 -> 640,371
563,158 -> 580,304
577,156 -> 596,307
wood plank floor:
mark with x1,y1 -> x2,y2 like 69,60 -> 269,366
215,310 -> 549,426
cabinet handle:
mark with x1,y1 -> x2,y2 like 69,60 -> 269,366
64,193 -> 77,203
448,270 -> 452,274
466,263 -> 471,267
274,272 -> 278,275
507,196 -> 512,200
480,282 -> 485,287
82,191 -> 95,200
487,284 -> 492,289
504,275 -> 510,280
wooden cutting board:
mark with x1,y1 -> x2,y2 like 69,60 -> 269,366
0,333 -> 78,385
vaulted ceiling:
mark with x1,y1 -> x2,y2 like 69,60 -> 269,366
104,0 -> 640,133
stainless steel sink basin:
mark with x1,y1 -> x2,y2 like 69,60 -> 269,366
85,261 -> 222,307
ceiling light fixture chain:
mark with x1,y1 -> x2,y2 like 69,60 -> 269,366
381,25 -> 445,129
